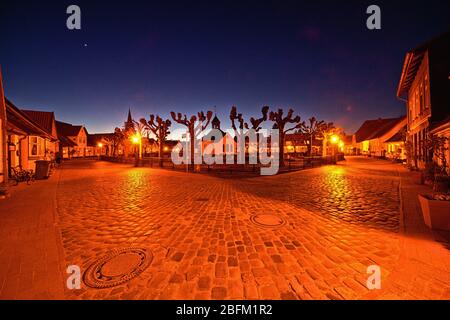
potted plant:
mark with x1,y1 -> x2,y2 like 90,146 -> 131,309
421,162 -> 437,186
418,134 -> 450,231
418,193 -> 450,231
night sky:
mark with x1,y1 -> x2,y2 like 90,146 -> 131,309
1,0 -> 449,137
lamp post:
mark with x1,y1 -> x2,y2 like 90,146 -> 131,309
131,134 -> 142,166
97,142 -> 103,160
330,134 -> 339,164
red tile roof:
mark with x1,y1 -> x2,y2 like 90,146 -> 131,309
355,116 -> 406,143
87,133 -> 114,147
56,121 -> 84,137
59,135 -> 78,147
21,109 -> 55,137
5,98 -> 53,138
385,127 -> 406,143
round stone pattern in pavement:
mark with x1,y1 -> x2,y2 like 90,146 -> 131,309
83,248 -> 152,289
250,213 -> 286,228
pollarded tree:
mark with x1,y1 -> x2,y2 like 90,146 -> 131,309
230,105 -> 270,152
112,127 -> 125,156
425,133 -> 449,175
140,115 -> 171,166
131,120 -> 148,159
269,108 -> 303,167
230,106 -> 247,132
229,106 -> 249,159
170,110 -> 213,170
300,117 -> 334,156
249,106 -> 270,132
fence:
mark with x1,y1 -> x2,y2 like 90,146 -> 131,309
101,154 -> 344,174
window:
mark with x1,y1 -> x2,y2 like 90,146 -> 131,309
419,84 -> 424,114
78,135 -> 86,145
415,91 -> 419,117
29,136 -> 45,157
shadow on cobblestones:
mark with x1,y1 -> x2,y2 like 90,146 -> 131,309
229,161 -> 400,232
52,158 -> 416,300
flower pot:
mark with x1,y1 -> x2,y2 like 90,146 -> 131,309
418,194 -> 450,231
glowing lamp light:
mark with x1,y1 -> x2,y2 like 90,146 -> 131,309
330,135 -> 339,144
131,135 -> 140,144
339,142 -> 344,148
97,143 -> 103,148
164,146 -> 169,151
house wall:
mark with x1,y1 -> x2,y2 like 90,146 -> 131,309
385,142 -> 406,160
0,117 -> 3,184
202,134 -> 236,158
8,135 -> 21,169
407,52 -> 432,169
67,127 -> 89,158
17,136 -> 56,171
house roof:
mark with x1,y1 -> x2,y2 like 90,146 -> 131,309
56,120 -> 84,137
165,140 -> 179,147
355,116 -> 406,143
87,133 -> 114,147
5,98 -> 53,139
342,135 -> 353,144
397,29 -> 450,97
144,138 -> 179,147
385,126 -> 406,143
59,135 -> 78,147
285,133 -> 322,146
21,109 -> 56,137
430,116 -> 450,133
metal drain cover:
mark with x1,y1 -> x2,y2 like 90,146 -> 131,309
83,247 -> 152,288
250,214 -> 286,228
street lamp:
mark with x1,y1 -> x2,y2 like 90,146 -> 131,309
330,135 -> 339,144
131,134 -> 142,163
97,142 -> 103,160
97,142 -> 103,159
329,134 -> 340,163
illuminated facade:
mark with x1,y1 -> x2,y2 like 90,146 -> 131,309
354,117 -> 407,159
56,121 -> 89,158
397,30 -> 450,169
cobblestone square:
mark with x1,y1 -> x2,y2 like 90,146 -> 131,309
1,157 -> 449,299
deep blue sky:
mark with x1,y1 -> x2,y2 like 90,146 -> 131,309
1,0 -> 449,136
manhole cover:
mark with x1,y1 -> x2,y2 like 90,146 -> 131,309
83,247 -> 152,288
250,214 -> 286,228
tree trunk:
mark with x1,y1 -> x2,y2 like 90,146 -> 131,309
279,132 -> 285,167
158,141 -> 163,167
189,127 -> 195,171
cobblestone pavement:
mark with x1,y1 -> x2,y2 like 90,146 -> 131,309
53,157 -> 449,300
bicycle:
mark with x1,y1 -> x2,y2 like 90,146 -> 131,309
10,166 -> 35,186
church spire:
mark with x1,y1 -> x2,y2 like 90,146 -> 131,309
212,114 -> 221,130
124,108 -> 135,133
127,108 -> 133,124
